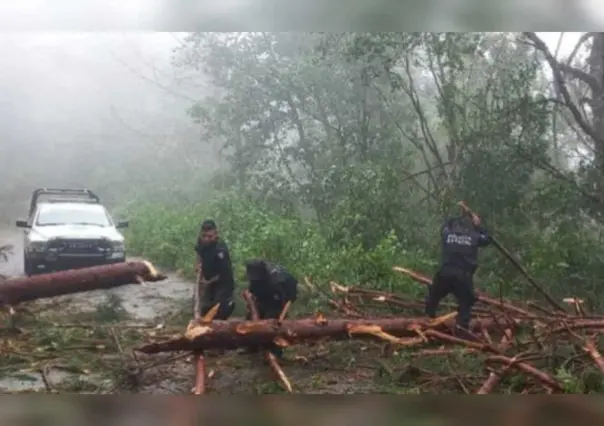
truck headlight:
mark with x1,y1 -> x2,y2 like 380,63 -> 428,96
27,241 -> 47,252
112,241 -> 125,252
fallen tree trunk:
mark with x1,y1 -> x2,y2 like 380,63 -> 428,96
0,261 -> 166,306
137,316 -> 519,354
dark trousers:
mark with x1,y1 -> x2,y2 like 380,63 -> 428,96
425,266 -> 476,331
246,301 -> 287,358
200,282 -> 235,320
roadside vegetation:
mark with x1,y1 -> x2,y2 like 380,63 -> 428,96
124,32 -> 604,313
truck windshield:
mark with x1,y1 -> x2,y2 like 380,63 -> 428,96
36,206 -> 112,227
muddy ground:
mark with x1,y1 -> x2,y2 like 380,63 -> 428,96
0,229 -> 406,394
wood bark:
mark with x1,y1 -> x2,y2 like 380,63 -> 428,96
137,316 -> 514,354
0,261 -> 166,306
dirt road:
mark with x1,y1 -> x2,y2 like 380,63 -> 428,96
0,228 -> 196,392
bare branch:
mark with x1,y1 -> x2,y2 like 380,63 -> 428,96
559,32 -> 600,92
107,49 -> 197,102
523,32 -> 604,146
565,32 -> 597,66
558,62 -> 601,93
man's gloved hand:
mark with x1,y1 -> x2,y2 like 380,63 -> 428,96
458,200 -> 481,226
471,212 -> 481,227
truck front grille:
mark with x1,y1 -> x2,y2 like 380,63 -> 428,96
48,239 -> 111,254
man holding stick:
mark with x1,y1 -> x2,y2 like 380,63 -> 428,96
194,220 -> 235,320
425,202 -> 491,337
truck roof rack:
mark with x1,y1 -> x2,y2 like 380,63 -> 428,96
46,198 -> 100,204
29,188 -> 100,217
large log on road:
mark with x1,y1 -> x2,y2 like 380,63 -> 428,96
137,316 -> 513,354
0,261 -> 166,306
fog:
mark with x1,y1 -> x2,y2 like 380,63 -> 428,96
0,29 -> 600,226
1,1 -> 603,30
0,32 -> 219,222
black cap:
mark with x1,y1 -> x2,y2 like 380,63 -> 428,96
200,219 -> 217,231
245,259 -> 267,280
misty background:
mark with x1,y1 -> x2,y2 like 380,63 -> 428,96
0,0 -> 602,233
0,30 -> 599,235
0,32 -> 221,222
1,1 -> 603,30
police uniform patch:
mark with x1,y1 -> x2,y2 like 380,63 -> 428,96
217,251 -> 224,259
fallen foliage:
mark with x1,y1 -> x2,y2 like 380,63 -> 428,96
135,262 -> 604,394
2,257 -> 604,396
326,266 -> 604,394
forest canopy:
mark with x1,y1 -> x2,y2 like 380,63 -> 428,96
127,32 -> 604,310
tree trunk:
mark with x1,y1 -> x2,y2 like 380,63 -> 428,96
137,316 -> 512,354
0,261 -> 166,306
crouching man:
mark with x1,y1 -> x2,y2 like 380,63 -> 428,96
245,259 -> 298,359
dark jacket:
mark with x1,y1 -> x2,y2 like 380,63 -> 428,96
440,216 -> 490,274
195,239 -> 235,290
248,261 -> 298,306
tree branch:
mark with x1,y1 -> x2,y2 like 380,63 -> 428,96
523,32 -> 604,146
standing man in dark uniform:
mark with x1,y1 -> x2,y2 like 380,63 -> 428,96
194,219 -> 235,320
425,205 -> 491,336
244,259 -> 298,358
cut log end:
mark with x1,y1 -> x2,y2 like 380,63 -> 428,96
185,324 -> 213,340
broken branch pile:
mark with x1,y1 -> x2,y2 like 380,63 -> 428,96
1,249 -> 602,394
328,266 -> 604,394
135,264 -> 604,394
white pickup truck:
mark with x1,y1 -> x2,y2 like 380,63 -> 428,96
16,188 -> 129,276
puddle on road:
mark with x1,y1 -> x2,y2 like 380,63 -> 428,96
0,369 -> 110,393
0,369 -> 72,393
